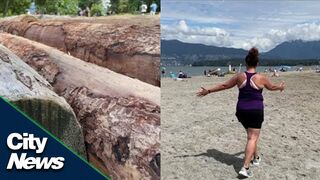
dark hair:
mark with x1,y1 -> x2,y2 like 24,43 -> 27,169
245,47 -> 259,67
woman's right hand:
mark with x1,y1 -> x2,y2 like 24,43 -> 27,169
197,87 -> 210,97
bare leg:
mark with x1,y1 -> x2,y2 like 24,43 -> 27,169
254,140 -> 259,158
243,128 -> 261,168
245,129 -> 258,160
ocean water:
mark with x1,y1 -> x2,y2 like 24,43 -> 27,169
161,65 -> 305,77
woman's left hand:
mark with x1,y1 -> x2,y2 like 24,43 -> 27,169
197,87 -> 210,97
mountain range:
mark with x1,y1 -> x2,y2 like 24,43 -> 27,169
262,40 -> 320,59
161,39 -> 320,65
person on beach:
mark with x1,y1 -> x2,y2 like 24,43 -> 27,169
178,70 -> 184,78
140,3 -> 147,15
272,69 -> 279,77
196,47 -> 285,178
161,67 -> 166,77
150,2 -> 158,15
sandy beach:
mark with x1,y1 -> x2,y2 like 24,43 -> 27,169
161,71 -> 320,179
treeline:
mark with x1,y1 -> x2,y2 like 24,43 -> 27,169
109,0 -> 161,13
192,59 -> 320,66
0,0 -> 160,17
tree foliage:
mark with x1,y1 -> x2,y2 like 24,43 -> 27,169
91,3 -> 105,16
56,0 -> 79,15
78,0 -> 101,9
1,0 -> 30,17
0,0 -> 160,17
35,0 -> 79,15
110,0 -> 160,13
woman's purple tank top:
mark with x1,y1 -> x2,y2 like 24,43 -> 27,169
237,72 -> 264,110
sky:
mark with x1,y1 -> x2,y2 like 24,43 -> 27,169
161,0 -> 320,52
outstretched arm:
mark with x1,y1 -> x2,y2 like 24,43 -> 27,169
263,76 -> 285,91
197,74 -> 238,97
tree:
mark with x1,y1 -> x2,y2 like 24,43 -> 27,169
79,0 -> 101,9
109,0 -> 156,14
36,0 -> 58,14
2,0 -> 10,17
110,0 -> 119,13
91,3 -> 105,16
35,0 -> 79,15
118,0 -> 128,13
57,0 -> 79,15
128,0 -> 141,13
1,0 -> 30,17
0,0 -> 159,17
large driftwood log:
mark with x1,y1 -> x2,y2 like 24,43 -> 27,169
0,15 -> 160,86
0,44 -> 86,158
0,33 -> 160,180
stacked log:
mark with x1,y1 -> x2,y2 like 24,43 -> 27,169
0,44 -> 86,158
0,33 -> 160,180
0,16 -> 160,86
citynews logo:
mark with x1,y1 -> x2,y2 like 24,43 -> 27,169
6,133 -> 65,170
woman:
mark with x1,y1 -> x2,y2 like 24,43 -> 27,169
196,47 -> 285,178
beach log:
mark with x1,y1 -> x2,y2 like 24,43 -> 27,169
0,33 -> 160,180
0,44 -> 87,158
0,16 -> 160,86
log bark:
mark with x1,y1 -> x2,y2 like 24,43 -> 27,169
0,44 -> 86,158
0,33 -> 160,180
0,16 -> 160,86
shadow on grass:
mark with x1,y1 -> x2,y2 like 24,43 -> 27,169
175,149 -> 248,179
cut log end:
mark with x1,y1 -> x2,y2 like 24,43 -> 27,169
0,44 -> 87,159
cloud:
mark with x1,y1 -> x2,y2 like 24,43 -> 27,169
161,20 -> 232,47
162,20 -> 320,52
244,22 -> 320,51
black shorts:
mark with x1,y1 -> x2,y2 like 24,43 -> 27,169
236,109 -> 264,129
